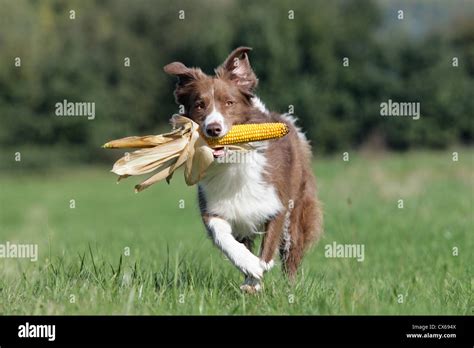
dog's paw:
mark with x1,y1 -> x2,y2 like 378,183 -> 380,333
260,259 -> 274,272
240,277 -> 262,294
242,258 -> 264,279
240,283 -> 262,294
240,258 -> 273,279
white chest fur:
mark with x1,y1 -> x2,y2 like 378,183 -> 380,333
199,149 -> 283,239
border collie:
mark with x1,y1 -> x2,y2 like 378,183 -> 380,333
164,47 -> 323,292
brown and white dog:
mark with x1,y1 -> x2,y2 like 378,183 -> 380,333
164,47 -> 323,292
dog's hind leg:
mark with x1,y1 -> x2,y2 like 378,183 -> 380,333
259,211 -> 287,269
281,187 -> 322,280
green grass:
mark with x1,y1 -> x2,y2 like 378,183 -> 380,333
0,150 -> 472,315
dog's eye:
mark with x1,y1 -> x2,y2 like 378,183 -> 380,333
195,101 -> 205,110
225,100 -> 235,107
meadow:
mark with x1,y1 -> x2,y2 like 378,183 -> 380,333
0,150 -> 472,315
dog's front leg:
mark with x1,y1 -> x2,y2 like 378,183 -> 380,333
206,217 -> 267,283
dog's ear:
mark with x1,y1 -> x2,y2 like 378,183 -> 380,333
164,62 -> 206,106
219,47 -> 258,92
164,62 -> 205,86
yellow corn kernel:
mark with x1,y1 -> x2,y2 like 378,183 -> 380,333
204,123 -> 289,146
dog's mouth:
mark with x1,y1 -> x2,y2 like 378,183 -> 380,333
212,147 -> 226,158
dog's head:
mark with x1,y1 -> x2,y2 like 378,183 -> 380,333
164,47 -> 259,138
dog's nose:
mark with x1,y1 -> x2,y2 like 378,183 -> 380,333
206,123 -> 222,137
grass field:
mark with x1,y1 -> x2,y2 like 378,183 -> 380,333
0,150 -> 472,315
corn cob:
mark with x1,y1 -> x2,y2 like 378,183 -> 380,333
204,122 -> 289,147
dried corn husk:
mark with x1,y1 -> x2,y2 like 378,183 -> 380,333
104,115 -> 242,191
